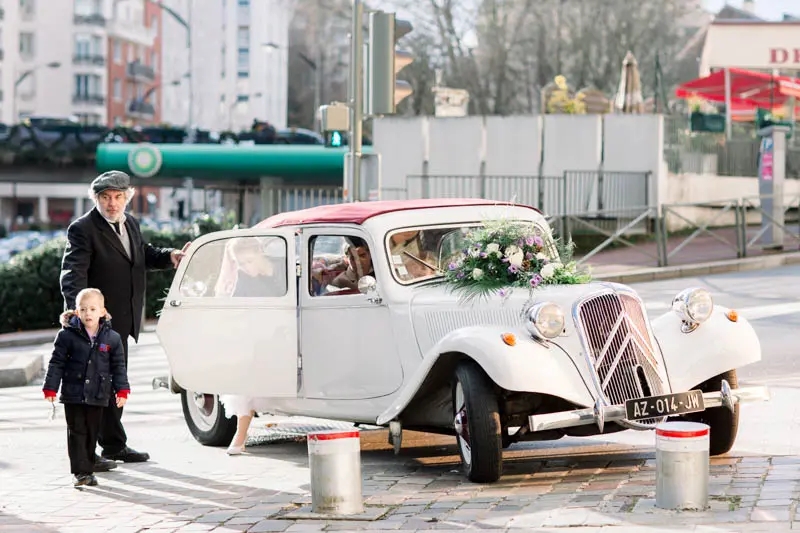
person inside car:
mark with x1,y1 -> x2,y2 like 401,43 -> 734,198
330,239 -> 374,291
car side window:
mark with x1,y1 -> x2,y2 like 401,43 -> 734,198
179,236 -> 288,298
309,235 -> 373,297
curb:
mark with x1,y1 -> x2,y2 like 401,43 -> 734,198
594,252 -> 800,284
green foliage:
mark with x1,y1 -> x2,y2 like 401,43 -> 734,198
439,218 -> 591,303
0,212 -> 237,333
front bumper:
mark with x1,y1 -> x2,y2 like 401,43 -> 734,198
528,381 -> 770,433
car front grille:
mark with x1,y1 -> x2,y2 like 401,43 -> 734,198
575,290 -> 666,420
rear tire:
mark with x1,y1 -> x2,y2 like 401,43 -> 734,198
181,390 -> 237,446
678,369 -> 739,456
453,362 -> 503,483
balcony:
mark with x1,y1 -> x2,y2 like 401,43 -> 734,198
73,54 -> 105,67
126,61 -> 156,82
108,18 -> 156,47
73,94 -> 105,106
127,99 -> 155,118
73,13 -> 106,27
0,7 -> 5,20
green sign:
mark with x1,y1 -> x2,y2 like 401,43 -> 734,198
128,143 -> 163,178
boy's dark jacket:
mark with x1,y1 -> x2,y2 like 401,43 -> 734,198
43,311 -> 130,406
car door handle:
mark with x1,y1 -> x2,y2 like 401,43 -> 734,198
169,300 -> 182,307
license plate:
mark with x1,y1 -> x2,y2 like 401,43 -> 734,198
624,390 -> 705,421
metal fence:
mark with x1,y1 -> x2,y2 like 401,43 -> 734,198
402,171 -> 651,217
276,186 -> 344,212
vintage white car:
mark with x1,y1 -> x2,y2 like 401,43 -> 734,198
157,199 -> 769,483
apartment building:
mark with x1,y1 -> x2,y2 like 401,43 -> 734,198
11,0 -> 162,126
0,0 -> 20,124
161,0 -> 290,131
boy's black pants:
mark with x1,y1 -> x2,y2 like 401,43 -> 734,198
65,404 -> 104,475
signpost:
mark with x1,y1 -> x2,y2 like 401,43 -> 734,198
757,125 -> 790,249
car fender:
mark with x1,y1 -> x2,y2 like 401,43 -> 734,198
653,306 -> 761,392
376,325 -> 594,425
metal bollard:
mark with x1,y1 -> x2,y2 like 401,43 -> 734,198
308,429 -> 364,515
655,421 -> 710,510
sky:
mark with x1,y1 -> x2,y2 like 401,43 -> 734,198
702,0 -> 798,19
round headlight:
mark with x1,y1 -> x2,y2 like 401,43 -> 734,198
526,302 -> 565,340
672,288 -> 714,325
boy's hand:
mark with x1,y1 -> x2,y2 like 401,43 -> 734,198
116,396 -> 127,408
45,396 -> 55,403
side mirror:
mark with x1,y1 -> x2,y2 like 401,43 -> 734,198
358,275 -> 382,304
358,275 -> 378,295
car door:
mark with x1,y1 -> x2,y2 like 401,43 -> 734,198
299,229 -> 403,400
157,227 -> 299,398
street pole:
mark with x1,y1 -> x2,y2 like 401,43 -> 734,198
186,0 -> 193,131
313,0 -> 322,132
348,0 -> 364,202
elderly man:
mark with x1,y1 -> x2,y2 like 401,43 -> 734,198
60,171 -> 189,468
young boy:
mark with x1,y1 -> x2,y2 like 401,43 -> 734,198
43,288 -> 130,488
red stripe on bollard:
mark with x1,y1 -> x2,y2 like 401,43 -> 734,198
656,428 -> 709,439
308,431 -> 360,441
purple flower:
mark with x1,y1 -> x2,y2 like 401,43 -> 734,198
448,262 -> 458,271
508,264 -> 519,274
479,252 -> 488,258
529,274 -> 543,288
474,243 -> 481,249
525,236 -> 535,246
533,236 -> 544,247
456,272 -> 465,279
498,288 -> 507,298
501,257 -> 509,263
518,239 -> 526,247
525,252 -> 533,260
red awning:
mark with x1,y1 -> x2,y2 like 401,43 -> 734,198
675,68 -> 800,109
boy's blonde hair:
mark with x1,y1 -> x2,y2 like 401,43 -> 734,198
76,288 -> 105,306
60,288 -> 110,327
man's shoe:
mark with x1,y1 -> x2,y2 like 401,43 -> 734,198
86,474 -> 98,486
102,446 -> 150,463
73,474 -> 91,487
94,455 -> 118,472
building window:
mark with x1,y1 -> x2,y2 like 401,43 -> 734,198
238,0 -> 249,4
74,0 -> 101,16
75,34 -> 90,57
237,48 -> 249,75
150,51 -> 157,72
150,14 -> 157,28
237,26 -> 249,48
113,78 -> 121,101
91,35 -> 102,56
113,41 -> 121,63
75,74 -> 89,97
19,32 -> 34,59
20,0 -> 34,19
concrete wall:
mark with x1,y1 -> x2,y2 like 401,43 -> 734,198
541,115 -> 602,176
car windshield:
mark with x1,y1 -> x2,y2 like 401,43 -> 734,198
386,222 -> 557,285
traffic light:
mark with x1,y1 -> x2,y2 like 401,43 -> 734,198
367,11 -> 413,115
325,130 -> 344,147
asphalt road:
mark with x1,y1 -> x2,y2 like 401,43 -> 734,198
631,264 -> 800,387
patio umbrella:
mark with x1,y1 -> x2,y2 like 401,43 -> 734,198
614,51 -> 645,113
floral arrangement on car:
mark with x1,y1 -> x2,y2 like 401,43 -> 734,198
440,219 -> 591,302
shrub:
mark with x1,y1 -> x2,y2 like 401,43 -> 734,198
0,212 -> 236,333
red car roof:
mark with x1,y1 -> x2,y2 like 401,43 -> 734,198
256,199 -> 540,228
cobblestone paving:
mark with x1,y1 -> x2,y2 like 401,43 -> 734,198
2,422 -> 800,532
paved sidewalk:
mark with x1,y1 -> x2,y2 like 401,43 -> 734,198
1,422 -> 799,532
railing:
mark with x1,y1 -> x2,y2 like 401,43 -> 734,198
127,100 -> 155,117
740,194 -> 800,254
403,171 -> 651,218
277,186 -> 343,212
73,54 -> 106,66
72,94 -> 105,106
74,13 -> 106,26
127,61 -> 155,81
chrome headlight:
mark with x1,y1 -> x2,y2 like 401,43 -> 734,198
672,288 -> 713,331
525,302 -> 565,340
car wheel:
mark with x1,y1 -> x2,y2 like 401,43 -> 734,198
453,361 -> 503,483
678,369 -> 740,456
181,390 -> 237,446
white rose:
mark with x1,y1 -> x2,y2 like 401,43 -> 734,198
486,243 -> 500,254
535,252 -> 548,261
540,263 -> 557,279
504,245 -> 521,258
509,252 -> 524,267
472,268 -> 484,280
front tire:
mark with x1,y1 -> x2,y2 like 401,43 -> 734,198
453,362 -> 503,483
181,390 -> 237,446
678,369 -> 740,455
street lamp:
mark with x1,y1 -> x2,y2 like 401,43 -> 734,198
264,42 -> 320,131
13,61 -> 61,123
228,92 -> 264,130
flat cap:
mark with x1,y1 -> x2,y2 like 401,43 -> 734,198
91,171 -> 131,194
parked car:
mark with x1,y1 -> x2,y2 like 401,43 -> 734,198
157,199 -> 769,482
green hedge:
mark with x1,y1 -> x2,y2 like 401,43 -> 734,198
0,214 -> 235,334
